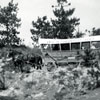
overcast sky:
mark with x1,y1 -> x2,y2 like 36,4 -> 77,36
0,0 -> 100,46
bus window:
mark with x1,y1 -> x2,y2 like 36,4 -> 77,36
41,44 -> 51,51
71,43 -> 80,50
91,41 -> 100,49
81,42 -> 90,49
52,44 -> 60,51
61,43 -> 70,50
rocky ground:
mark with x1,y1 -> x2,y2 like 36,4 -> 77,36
0,65 -> 100,100
0,67 -> 58,100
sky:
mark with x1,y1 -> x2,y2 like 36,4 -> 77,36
0,0 -> 100,47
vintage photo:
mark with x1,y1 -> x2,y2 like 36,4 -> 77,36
0,0 -> 100,100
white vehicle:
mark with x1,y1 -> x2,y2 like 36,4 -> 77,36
39,36 -> 100,65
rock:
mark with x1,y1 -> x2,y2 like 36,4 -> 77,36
12,71 -> 15,74
34,92 -> 44,98
23,73 -> 33,82
9,87 -> 14,91
13,89 -> 23,96
0,87 -> 14,97
0,67 -> 3,72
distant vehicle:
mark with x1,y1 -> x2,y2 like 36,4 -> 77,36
39,36 -> 100,65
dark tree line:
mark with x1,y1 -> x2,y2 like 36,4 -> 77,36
0,0 -> 100,47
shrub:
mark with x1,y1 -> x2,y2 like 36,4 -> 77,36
81,49 -> 100,89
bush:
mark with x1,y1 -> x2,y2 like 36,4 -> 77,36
52,61 -> 100,100
81,49 -> 100,88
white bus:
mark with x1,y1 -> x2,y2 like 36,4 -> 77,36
39,36 -> 100,65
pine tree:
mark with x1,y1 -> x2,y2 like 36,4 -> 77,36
30,16 -> 52,44
0,0 -> 21,47
51,0 -> 80,38
81,49 -> 96,67
81,49 -> 100,88
30,0 -> 80,44
91,27 -> 100,36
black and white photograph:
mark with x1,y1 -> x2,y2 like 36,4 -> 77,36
0,0 -> 100,100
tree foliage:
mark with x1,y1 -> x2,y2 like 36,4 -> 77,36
30,16 -> 52,43
74,31 -> 84,38
81,49 -> 100,88
91,27 -> 100,36
30,0 -> 80,43
0,0 -> 21,46
81,49 -> 96,67
51,0 -> 80,38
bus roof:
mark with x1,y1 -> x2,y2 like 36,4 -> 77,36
39,35 -> 100,44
